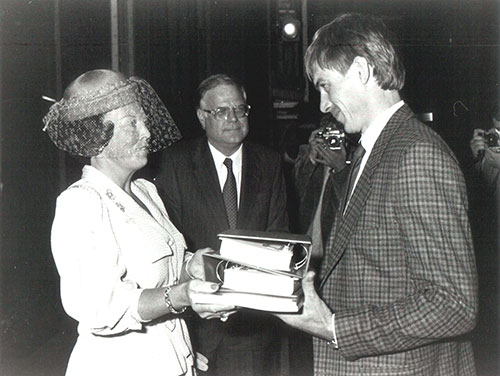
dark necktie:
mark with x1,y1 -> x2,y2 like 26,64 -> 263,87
343,144 -> 366,213
223,158 -> 238,229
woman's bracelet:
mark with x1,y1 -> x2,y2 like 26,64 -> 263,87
164,286 -> 187,314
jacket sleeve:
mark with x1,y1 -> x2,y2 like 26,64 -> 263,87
51,187 -> 144,336
335,141 -> 478,360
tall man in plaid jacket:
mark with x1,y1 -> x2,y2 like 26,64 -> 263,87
277,13 -> 478,375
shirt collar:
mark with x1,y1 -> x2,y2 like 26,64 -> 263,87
359,100 -> 404,154
208,141 -> 243,168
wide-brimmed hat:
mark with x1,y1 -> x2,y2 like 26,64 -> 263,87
43,76 -> 181,157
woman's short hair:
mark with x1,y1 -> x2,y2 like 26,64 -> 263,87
305,13 -> 405,91
195,74 -> 247,109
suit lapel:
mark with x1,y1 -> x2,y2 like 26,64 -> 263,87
192,139 -> 229,229
320,104 -> 414,288
238,144 -> 262,228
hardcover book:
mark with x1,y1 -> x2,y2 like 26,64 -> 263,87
191,288 -> 303,313
218,229 -> 312,278
195,230 -> 311,312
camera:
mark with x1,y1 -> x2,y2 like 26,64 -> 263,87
479,130 -> 499,147
316,127 -> 345,150
485,131 -> 499,147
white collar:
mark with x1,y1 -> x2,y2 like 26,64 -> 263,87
208,142 -> 243,168
360,100 -> 405,154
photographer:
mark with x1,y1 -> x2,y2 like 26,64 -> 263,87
470,102 -> 500,200
468,103 -> 500,375
293,114 -> 353,269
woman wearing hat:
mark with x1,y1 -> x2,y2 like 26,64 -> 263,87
43,69 -> 233,376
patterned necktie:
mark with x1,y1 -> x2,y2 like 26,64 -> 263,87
343,144 -> 366,213
223,158 -> 238,229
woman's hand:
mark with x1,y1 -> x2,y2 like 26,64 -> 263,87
185,248 -> 215,280
195,352 -> 209,372
181,279 -> 237,319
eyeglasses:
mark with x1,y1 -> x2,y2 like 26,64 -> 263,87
201,104 -> 251,121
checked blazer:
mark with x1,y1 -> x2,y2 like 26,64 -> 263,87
154,136 -> 288,371
314,104 -> 478,375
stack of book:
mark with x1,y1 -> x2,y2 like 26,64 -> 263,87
193,230 -> 311,312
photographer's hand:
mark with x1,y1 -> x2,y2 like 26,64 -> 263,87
307,129 -> 323,165
313,143 -> 347,172
308,128 -> 347,171
470,128 -> 487,160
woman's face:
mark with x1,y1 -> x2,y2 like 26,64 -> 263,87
99,102 -> 150,170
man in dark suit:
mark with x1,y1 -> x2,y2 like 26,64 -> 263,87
277,13 -> 478,375
155,74 -> 288,376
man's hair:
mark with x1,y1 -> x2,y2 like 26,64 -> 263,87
195,74 -> 246,109
304,13 -> 405,91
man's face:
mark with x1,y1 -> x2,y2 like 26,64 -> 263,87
312,64 -> 368,134
197,84 -> 249,155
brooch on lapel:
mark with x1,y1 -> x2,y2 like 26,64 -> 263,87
105,190 -> 126,213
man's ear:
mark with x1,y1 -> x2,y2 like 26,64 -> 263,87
196,108 -> 206,130
352,56 -> 371,85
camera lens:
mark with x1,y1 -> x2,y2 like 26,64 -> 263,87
485,132 -> 499,147
328,137 -> 341,147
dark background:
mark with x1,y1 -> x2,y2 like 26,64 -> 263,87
1,0 -> 498,375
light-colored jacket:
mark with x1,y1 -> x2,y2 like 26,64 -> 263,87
51,165 -> 193,376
